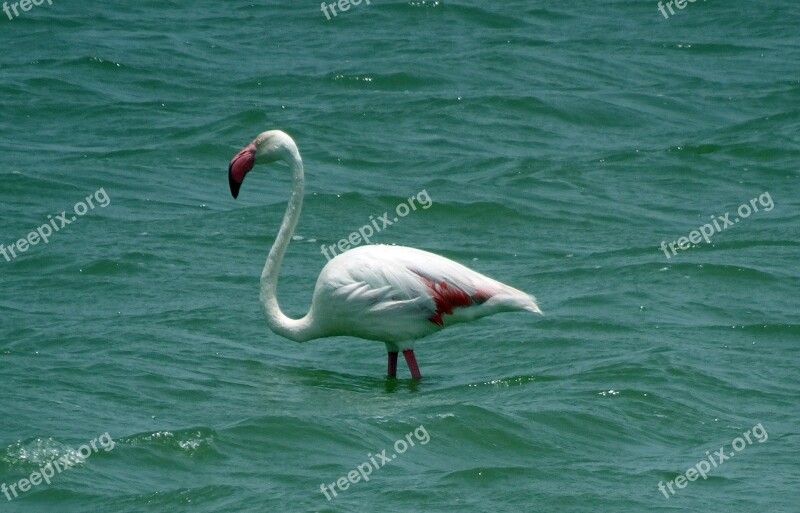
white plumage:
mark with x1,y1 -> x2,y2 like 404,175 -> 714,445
311,244 -> 540,345
227,130 -> 541,379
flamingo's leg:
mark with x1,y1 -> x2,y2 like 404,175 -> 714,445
403,349 -> 422,380
387,351 -> 399,378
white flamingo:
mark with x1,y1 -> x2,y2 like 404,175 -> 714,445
228,130 -> 542,380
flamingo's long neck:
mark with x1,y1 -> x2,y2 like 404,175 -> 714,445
259,148 -> 318,342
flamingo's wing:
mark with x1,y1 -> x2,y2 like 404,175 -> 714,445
310,245 -> 539,343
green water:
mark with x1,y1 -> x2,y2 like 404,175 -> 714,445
1,1 -> 798,512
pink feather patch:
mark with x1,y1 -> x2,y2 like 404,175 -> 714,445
413,272 -> 490,326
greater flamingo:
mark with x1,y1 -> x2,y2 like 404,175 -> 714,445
228,130 -> 542,380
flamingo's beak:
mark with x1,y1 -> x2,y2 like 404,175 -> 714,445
228,143 -> 257,199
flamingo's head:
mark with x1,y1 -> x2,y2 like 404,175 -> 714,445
228,130 -> 299,199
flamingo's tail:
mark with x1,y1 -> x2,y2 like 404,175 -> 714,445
524,302 -> 543,315
489,284 -> 543,316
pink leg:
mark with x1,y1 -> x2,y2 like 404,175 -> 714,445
387,351 -> 398,378
403,349 -> 422,380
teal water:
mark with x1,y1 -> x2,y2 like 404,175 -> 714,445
1,1 -> 799,512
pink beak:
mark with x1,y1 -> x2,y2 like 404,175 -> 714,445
228,143 -> 257,199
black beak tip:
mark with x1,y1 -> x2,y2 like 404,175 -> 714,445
228,165 -> 240,199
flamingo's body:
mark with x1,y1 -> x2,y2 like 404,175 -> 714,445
228,130 -> 541,380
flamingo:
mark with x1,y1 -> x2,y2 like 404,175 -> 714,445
227,130 -> 542,380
